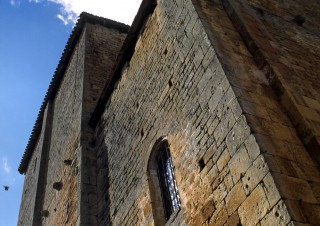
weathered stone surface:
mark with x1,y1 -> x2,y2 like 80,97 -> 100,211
242,154 -> 269,195
225,181 -> 246,216
228,144 -> 252,183
238,185 -> 270,226
261,200 -> 291,226
226,115 -> 251,156
226,211 -> 241,226
262,173 -> 281,209
273,172 -> 318,204
18,0 -> 320,225
208,201 -> 228,226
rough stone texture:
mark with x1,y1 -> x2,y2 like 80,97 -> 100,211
18,0 -> 320,225
18,21 -> 127,226
194,0 -> 320,224
40,28 -> 86,226
18,103 -> 52,225
94,0 -> 294,225
80,23 -> 127,226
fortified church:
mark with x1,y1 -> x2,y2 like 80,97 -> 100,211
18,0 -> 320,225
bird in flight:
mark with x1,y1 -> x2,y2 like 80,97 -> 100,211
3,186 -> 9,191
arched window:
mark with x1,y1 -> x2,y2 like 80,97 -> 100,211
147,138 -> 181,225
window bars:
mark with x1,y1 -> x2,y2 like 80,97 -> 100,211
156,143 -> 181,220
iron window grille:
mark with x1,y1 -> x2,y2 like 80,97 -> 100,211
156,142 -> 181,220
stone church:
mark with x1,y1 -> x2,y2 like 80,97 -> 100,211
18,0 -> 320,225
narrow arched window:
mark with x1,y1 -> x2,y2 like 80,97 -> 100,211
147,138 -> 181,225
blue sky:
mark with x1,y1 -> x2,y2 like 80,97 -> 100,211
0,0 -> 141,225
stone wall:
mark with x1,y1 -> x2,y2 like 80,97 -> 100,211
18,103 -> 51,225
94,0 -> 320,225
80,23 -> 128,226
41,27 -> 86,226
18,0 -> 320,225
196,0 -> 320,224
18,20 -> 128,226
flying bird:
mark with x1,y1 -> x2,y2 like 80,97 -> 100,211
3,186 -> 9,191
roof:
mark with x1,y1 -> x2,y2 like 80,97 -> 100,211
18,12 -> 130,174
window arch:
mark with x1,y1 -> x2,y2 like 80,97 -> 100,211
147,138 -> 181,225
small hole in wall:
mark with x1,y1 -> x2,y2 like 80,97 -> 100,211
293,15 -> 305,26
141,129 -> 144,138
256,7 -> 264,16
163,48 -> 168,55
275,211 -> 280,217
199,158 -> 205,172
41,210 -> 49,218
63,159 -> 72,166
136,102 -> 139,109
54,208 -> 57,212
53,182 -> 63,191
168,79 -> 173,88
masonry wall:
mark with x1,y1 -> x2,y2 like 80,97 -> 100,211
82,23 -> 128,142
18,1 -> 320,225
18,104 -> 51,225
237,0 -> 320,159
39,23 -> 128,226
192,1 -> 319,224
41,28 -> 86,226
94,0 -> 277,225
80,23 -> 128,225
94,0 -> 320,225
18,19 -> 128,226
193,0 -> 320,224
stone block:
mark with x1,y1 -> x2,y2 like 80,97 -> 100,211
225,181 -> 246,216
290,162 -> 320,183
262,172 -> 281,209
264,154 -> 297,177
228,144 -> 252,183
208,201 -> 228,226
214,108 -> 236,146
254,133 -> 296,161
192,198 -> 216,225
309,181 -> 320,203
202,143 -> 217,164
272,172 -> 318,204
300,202 -> 320,224
284,199 -> 308,223
212,182 -> 227,206
216,148 -> 230,171
224,172 -> 234,192
242,154 -> 269,195
226,115 -> 251,156
260,200 -> 291,226
238,185 -> 270,226
244,134 -> 260,161
226,211 -> 241,226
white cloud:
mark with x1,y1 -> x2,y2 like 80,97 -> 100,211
2,157 -> 11,174
29,0 -> 143,26
57,14 -> 71,25
10,0 -> 20,7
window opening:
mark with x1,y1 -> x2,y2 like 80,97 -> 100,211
156,142 -> 181,219
147,138 -> 181,225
